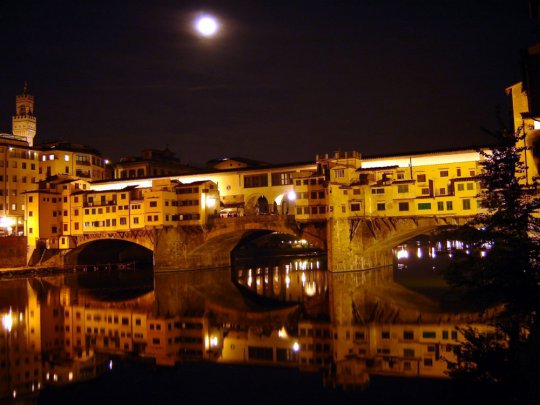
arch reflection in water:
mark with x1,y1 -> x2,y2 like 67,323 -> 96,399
0,246 -> 502,400
394,237 -> 492,268
232,256 -> 328,303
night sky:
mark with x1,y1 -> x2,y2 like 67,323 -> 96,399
0,0 -> 537,166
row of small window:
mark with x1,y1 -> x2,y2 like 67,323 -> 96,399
40,153 -> 103,166
84,206 -> 130,215
392,199 -> 473,212
416,200 -> 473,211
88,193 -> 127,204
0,203 -> 21,211
296,191 -> 325,200
119,167 -> 175,178
86,314 -> 130,325
416,169 -> 475,182
0,161 -> 37,169
28,210 -> 62,217
456,182 -> 476,192
83,218 -> 129,228
244,173 -> 308,188
85,328 -> 133,338
296,205 -> 327,215
176,187 -> 200,194
172,322 -> 203,330
0,175 -> 35,183
294,178 -> 325,187
147,199 -> 201,207
378,330 -> 459,340
300,343 -> 331,353
299,328 -> 332,338
0,189 -> 28,197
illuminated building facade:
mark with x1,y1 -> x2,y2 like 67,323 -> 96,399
23,148 -> 490,259
36,142 -> 110,182
0,137 -> 39,235
24,177 -> 220,254
506,81 -> 540,186
293,149 -> 485,222
0,87 -> 110,237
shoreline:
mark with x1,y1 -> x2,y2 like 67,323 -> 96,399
0,262 -> 141,279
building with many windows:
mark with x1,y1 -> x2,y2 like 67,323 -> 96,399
0,86 -> 111,237
36,142 -> 110,182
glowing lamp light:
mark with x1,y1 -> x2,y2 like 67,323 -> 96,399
304,281 -> 317,297
195,15 -> 219,37
206,196 -> 217,209
68,371 -> 73,381
287,191 -> 296,201
278,326 -> 288,339
109,360 -> 113,370
0,216 -> 16,229
292,342 -> 300,352
210,336 -> 219,347
2,308 -> 13,332
396,247 -> 409,260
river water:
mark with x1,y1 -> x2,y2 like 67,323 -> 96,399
0,237 -> 493,404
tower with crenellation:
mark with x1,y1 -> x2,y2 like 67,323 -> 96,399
12,82 -> 37,146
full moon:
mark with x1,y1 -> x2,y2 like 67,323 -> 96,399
195,15 -> 219,37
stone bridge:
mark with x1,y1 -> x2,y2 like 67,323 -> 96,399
66,215 -> 325,270
63,214 -> 471,272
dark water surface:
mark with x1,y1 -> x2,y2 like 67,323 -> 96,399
0,238 -> 496,404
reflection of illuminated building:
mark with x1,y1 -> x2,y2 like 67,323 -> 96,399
145,316 -> 208,366
44,349 -> 109,386
298,321 -> 333,370
331,322 -> 496,381
220,327 -> 299,366
0,280 -> 43,401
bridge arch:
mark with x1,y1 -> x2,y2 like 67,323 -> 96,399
71,229 -> 157,252
64,239 -> 153,266
152,215 -> 326,271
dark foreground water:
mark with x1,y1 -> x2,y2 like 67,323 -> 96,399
0,237 -> 498,404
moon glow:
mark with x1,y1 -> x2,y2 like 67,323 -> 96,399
195,15 -> 219,37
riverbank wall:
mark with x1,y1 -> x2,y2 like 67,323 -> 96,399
0,236 -> 27,268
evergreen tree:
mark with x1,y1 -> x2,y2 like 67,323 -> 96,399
443,124 -> 540,402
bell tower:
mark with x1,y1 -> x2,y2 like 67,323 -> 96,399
12,82 -> 37,146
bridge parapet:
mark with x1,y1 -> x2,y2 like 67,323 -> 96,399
206,214 -> 300,239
